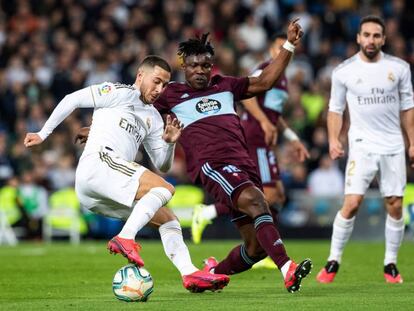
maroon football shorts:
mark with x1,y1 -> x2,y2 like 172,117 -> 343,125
199,161 -> 263,226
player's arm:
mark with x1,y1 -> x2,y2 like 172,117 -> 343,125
327,111 -> 344,160
241,96 -> 277,146
278,117 -> 310,162
327,69 -> 347,160
24,86 -> 98,147
399,64 -> 414,167
402,108 -> 414,167
144,115 -> 183,173
245,19 -> 302,97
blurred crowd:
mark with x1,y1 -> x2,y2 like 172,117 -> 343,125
1,0 -> 414,238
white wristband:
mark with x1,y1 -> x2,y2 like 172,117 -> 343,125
283,128 -> 299,141
282,40 -> 295,53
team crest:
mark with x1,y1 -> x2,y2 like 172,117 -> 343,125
388,72 -> 395,82
146,117 -> 152,129
99,83 -> 112,95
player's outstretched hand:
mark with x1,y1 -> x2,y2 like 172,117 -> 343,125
286,18 -> 303,46
75,127 -> 90,145
409,145 -> 414,168
329,140 -> 345,160
291,140 -> 310,162
24,133 -> 43,148
163,115 -> 183,143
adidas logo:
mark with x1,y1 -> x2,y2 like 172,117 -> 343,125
273,239 -> 283,246
181,93 -> 189,98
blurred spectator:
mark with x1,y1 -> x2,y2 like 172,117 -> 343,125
307,154 -> 344,197
19,169 -> 49,239
237,13 -> 267,52
0,131 -> 14,186
47,153 -> 76,190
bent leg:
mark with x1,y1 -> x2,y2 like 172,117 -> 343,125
236,186 -> 290,269
118,170 -> 174,239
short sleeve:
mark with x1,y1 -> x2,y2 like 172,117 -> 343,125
399,64 -> 414,111
328,69 -> 347,114
223,76 -> 250,101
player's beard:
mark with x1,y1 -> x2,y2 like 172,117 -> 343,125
361,44 -> 381,60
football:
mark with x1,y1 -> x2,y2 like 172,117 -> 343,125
112,264 -> 154,302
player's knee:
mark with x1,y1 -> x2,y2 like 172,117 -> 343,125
343,197 -> 362,216
237,187 -> 269,217
385,196 -> 402,217
163,182 -> 175,197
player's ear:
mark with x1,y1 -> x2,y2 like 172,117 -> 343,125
356,33 -> 361,45
136,68 -> 145,83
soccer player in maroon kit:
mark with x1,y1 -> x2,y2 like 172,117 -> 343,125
154,20 -> 312,293
191,35 -> 310,259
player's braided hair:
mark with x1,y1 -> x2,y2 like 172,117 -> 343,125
177,33 -> 215,61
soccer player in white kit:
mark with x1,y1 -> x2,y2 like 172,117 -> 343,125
316,16 -> 414,284
24,55 -> 229,292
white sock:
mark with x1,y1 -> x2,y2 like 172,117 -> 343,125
118,187 -> 172,239
280,260 -> 292,279
384,214 -> 404,265
328,211 -> 355,263
201,204 -> 217,221
159,220 -> 198,276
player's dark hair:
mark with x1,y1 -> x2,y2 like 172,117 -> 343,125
359,15 -> 386,35
139,55 -> 171,72
177,33 -> 215,60
270,32 -> 287,42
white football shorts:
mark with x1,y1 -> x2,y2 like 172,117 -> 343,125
344,148 -> 406,197
75,150 -> 147,220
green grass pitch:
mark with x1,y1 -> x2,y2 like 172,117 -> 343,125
0,240 -> 413,310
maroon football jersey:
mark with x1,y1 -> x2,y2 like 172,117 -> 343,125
241,61 -> 289,147
154,75 -> 256,182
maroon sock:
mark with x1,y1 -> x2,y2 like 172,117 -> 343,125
254,213 -> 289,269
214,245 -> 256,275
215,202 -> 230,216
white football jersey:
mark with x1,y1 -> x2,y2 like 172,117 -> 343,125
329,52 -> 414,154
38,82 -> 173,167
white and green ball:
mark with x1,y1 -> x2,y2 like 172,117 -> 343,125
112,264 -> 154,302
